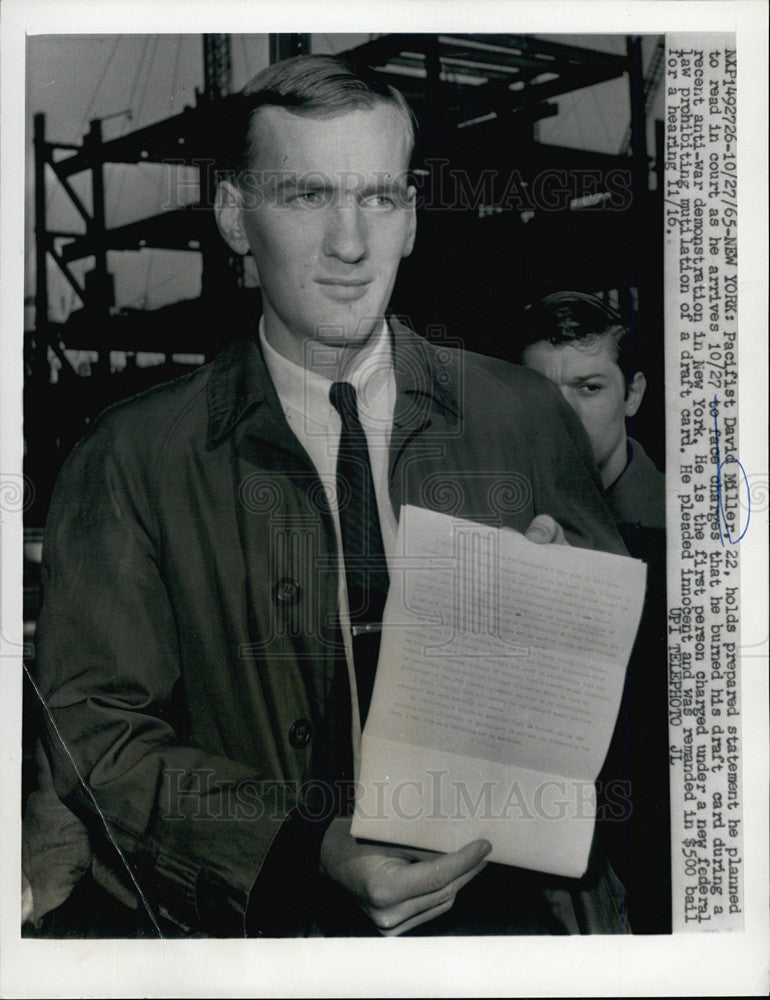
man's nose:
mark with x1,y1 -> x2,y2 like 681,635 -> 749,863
322,201 -> 368,263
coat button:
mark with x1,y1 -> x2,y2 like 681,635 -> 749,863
273,577 -> 301,606
289,718 -> 312,749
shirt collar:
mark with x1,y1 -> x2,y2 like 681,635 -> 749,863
206,315 -> 462,446
258,316 -> 392,422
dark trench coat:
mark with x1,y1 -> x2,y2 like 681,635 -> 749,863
35,319 -> 625,935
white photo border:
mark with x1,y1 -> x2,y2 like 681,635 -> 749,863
1,2 -> 767,997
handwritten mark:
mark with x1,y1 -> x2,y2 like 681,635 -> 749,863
712,394 -> 750,544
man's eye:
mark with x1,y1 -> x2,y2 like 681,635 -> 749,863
576,383 -> 602,395
293,191 -> 326,206
361,194 -> 396,209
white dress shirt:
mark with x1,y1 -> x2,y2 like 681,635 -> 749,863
259,318 -> 398,771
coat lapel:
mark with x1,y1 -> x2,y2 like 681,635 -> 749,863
387,319 -> 463,516
207,327 -> 324,484
206,318 -> 464,520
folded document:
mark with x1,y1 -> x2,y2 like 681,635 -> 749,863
351,505 -> 646,877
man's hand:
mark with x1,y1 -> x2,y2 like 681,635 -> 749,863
319,816 -> 491,935
525,514 -> 569,546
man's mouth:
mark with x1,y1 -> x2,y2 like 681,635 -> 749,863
315,278 -> 372,300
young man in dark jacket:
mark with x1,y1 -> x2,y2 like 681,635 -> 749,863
519,291 -> 670,932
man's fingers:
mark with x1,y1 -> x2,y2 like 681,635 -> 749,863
320,822 -> 492,935
525,514 -> 568,546
367,858 -> 489,935
376,897 -> 455,937
390,838 -> 491,900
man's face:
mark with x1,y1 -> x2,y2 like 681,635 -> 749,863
222,103 -> 416,361
522,335 -> 644,487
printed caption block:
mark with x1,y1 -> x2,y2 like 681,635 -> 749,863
664,36 -> 746,932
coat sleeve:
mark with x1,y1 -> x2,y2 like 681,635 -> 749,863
34,416 -> 326,937
519,372 -> 627,556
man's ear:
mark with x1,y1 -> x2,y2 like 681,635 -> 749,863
400,184 -> 417,259
215,181 -> 250,255
624,371 -> 647,417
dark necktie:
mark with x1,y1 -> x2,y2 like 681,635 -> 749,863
329,381 -> 389,726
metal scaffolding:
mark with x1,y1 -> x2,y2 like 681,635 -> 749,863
26,32 -> 660,521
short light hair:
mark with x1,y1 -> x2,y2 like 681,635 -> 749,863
216,54 -> 417,180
